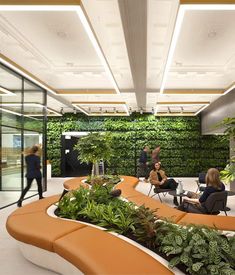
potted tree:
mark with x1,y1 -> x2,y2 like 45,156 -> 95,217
216,117 -> 235,191
73,132 -> 115,182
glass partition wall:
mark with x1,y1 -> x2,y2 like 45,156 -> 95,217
0,63 -> 46,208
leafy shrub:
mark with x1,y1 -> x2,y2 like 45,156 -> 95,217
56,185 -> 235,274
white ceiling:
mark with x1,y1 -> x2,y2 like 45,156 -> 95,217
0,0 -> 234,116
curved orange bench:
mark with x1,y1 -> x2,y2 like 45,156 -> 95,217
6,176 -> 235,275
6,191 -> 173,274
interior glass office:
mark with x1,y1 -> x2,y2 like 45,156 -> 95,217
0,63 -> 47,208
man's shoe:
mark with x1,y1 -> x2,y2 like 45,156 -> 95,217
173,197 -> 179,206
39,196 -> 45,200
17,200 -> 22,207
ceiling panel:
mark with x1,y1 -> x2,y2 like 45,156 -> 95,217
166,9 -> 235,89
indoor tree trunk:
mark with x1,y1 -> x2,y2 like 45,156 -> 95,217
92,162 -> 99,176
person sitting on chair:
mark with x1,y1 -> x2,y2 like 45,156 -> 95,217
177,168 -> 225,213
149,162 -> 179,206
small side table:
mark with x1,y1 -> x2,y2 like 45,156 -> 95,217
168,190 -> 187,204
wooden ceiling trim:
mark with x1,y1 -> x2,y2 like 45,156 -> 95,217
157,101 -> 210,105
180,0 -> 235,4
57,90 -> 116,95
0,0 -> 80,5
72,101 -> 126,105
164,89 -> 223,95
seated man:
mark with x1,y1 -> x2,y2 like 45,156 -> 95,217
178,168 -> 225,214
149,162 -> 179,206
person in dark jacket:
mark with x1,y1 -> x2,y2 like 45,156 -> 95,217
17,145 -> 44,207
137,146 -> 150,180
177,168 -> 225,213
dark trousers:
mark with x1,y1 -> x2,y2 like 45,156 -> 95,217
19,177 -> 43,201
160,178 -> 178,190
177,201 -> 207,214
137,163 -> 149,179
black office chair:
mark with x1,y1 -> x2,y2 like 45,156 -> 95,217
204,191 -> 228,216
148,184 -> 171,203
195,172 -> 206,192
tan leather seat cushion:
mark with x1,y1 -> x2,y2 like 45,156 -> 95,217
54,226 -> 173,275
10,195 -> 60,216
177,213 -> 235,231
129,195 -> 186,223
63,177 -> 88,190
120,176 -> 139,187
6,212 -> 86,251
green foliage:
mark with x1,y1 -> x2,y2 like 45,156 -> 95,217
156,223 -> 235,275
220,161 -> 235,184
73,132 -> 113,166
47,114 -> 229,176
86,175 -> 121,185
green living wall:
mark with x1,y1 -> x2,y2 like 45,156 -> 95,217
47,113 -> 229,177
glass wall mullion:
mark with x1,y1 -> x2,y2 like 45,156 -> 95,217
21,76 -> 24,192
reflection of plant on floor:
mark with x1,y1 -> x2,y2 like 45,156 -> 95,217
56,185 -> 235,274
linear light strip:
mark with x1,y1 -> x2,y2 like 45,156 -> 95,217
0,86 -> 15,96
157,103 -> 209,106
76,6 -> 121,95
0,5 -> 77,11
0,107 -> 22,116
72,104 -> 90,116
160,6 -> 185,94
223,84 -> 235,96
194,104 -> 209,116
1,103 -> 44,107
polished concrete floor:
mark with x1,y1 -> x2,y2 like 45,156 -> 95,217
0,177 -> 234,275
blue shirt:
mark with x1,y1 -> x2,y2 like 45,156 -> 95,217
199,183 -> 225,203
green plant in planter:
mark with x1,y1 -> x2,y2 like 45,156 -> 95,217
73,132 -> 113,176
156,222 -> 235,275
56,185 -> 235,274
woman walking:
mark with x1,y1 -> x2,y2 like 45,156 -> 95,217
17,145 -> 44,207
